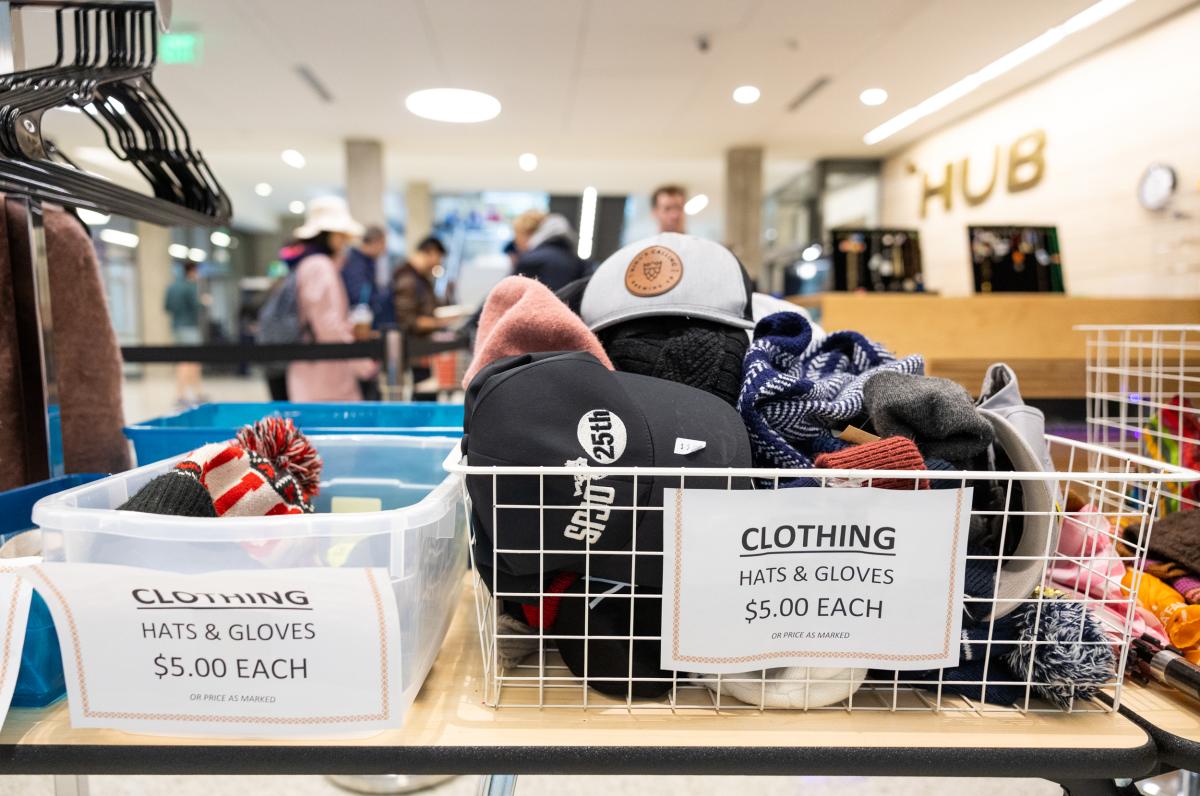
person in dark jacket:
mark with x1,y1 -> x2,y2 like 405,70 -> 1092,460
511,211 -> 587,291
393,235 -> 448,400
341,225 -> 388,324
340,225 -> 389,400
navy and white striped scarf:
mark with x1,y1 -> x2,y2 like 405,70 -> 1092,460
737,312 -> 924,470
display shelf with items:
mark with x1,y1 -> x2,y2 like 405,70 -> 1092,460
970,226 -> 1064,294
831,228 -> 923,292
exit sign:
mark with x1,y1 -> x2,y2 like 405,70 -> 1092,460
159,32 -> 202,65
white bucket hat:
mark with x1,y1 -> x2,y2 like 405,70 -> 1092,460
698,666 -> 866,708
293,196 -> 364,239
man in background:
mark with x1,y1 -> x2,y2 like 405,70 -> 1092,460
341,225 -> 389,399
164,260 -> 205,407
393,235 -> 449,400
651,184 -> 687,234
342,224 -> 389,322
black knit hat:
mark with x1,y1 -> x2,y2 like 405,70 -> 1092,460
117,471 -> 216,517
555,275 -> 590,315
599,317 -> 748,406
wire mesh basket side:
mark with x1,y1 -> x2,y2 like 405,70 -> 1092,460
1083,324 -> 1200,514
454,437 -> 1191,715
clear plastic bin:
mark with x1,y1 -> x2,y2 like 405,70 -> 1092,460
32,435 -> 466,718
124,402 -> 464,464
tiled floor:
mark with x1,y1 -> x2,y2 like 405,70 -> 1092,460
121,369 -> 271,426
9,374 -> 1135,795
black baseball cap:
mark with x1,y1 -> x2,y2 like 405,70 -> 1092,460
463,351 -> 752,597
553,580 -> 672,698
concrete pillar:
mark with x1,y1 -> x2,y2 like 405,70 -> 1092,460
344,139 -> 386,230
404,181 -> 433,253
135,222 -> 172,345
724,146 -> 764,281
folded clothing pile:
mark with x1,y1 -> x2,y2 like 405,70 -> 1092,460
1112,509 -> 1200,662
118,417 -> 323,517
871,588 -> 1113,708
463,231 -> 1105,708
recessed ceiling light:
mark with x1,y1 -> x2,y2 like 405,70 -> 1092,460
99,229 -> 139,248
864,0 -> 1134,145
281,149 -> 306,169
254,182 -> 273,197
859,88 -> 888,106
76,208 -> 110,225
732,85 -> 761,105
684,194 -> 709,215
188,248 -> 207,262
210,231 -> 232,248
405,88 -> 501,123
289,200 -> 305,214
168,243 -> 189,259
518,152 -> 538,172
801,244 -> 823,262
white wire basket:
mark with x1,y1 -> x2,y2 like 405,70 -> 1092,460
1081,324 -> 1200,514
445,438 -> 1197,715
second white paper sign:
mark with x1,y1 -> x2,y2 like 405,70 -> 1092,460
661,486 -> 973,673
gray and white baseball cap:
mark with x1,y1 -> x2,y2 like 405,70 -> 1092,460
580,233 -> 756,332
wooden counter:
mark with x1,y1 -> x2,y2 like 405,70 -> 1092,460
0,582 -> 1157,779
787,294 -> 1200,398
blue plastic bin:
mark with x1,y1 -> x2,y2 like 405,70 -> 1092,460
0,473 -> 104,707
124,402 -> 464,464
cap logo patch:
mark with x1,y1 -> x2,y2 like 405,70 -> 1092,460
625,245 -> 683,297
577,409 -> 627,464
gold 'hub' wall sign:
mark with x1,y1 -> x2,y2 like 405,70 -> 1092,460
911,129 -> 1046,218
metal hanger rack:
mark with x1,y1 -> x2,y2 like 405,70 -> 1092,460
0,0 -> 229,485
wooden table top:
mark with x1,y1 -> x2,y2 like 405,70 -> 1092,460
1117,679 -> 1200,770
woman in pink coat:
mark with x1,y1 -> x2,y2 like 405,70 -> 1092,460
285,197 -> 377,401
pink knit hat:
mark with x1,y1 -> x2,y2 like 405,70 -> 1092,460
464,276 -> 613,387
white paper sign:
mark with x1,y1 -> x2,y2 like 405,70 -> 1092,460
0,567 -> 32,731
24,563 -> 402,737
662,487 -> 972,673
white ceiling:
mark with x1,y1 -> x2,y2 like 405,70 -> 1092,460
26,0 -> 1196,231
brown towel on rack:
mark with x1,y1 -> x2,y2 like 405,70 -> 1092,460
0,197 -> 131,489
